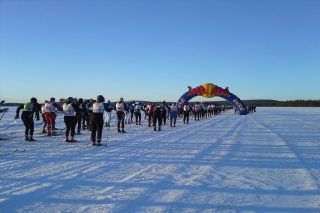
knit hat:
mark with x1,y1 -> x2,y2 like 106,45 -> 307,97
96,95 -> 105,103
30,97 -> 37,103
67,97 -> 73,103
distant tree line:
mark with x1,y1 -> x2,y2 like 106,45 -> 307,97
264,100 -> 320,107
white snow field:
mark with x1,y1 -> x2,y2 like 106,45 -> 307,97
0,106 -> 320,213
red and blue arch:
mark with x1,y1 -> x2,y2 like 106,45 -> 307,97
177,83 -> 248,115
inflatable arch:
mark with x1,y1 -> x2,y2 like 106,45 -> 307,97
177,83 -> 248,115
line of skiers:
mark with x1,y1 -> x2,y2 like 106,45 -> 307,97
11,96 -> 229,146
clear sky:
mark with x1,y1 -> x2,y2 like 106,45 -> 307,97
0,0 -> 319,103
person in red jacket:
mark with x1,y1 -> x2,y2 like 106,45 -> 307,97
146,103 -> 154,127
44,97 -> 63,136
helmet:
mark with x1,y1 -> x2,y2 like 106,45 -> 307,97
120,97 -> 124,102
50,97 -> 55,102
107,100 -> 111,104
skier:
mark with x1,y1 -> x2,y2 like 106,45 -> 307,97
199,101 -> 205,119
114,97 -> 128,133
153,104 -> 162,131
104,100 -> 114,127
43,97 -> 63,136
178,103 -> 183,118
130,101 -> 135,123
125,102 -> 131,124
193,102 -> 200,121
40,100 -> 48,133
75,98 -> 87,134
146,102 -> 154,127
82,99 -> 91,130
134,102 -> 143,125
169,103 -> 178,127
0,100 -> 8,140
161,100 -> 168,125
144,104 -> 149,120
88,95 -> 109,146
15,97 -> 40,141
183,102 -> 192,124
0,100 -> 8,113
62,97 -> 80,142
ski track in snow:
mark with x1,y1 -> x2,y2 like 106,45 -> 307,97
0,107 -> 320,212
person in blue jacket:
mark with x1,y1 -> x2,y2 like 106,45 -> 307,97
104,100 -> 114,127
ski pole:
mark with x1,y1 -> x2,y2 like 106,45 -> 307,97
0,119 -> 22,133
0,118 -> 16,128
104,123 -> 110,147
0,111 -> 6,121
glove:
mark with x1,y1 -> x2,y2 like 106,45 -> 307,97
15,115 -> 19,119
1,108 -> 7,112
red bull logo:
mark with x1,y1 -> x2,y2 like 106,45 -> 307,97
188,83 -> 230,98
210,86 -> 230,97
187,85 -> 208,96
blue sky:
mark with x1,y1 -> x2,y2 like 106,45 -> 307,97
0,0 -> 319,103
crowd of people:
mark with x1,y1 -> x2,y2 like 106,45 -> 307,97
0,97 -> 235,146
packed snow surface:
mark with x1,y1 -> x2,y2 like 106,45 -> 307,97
0,107 -> 320,213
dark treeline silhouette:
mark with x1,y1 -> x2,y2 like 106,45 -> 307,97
263,100 -> 320,107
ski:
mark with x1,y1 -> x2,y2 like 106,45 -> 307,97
0,148 -> 26,156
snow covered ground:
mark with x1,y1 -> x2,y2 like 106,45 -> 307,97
0,106 -> 320,213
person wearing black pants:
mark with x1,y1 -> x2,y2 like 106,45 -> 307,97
82,99 -> 90,130
89,95 -> 109,146
75,98 -> 86,134
193,102 -> 200,121
130,101 -> 135,123
115,97 -> 128,133
15,97 -> 39,142
183,102 -> 191,124
146,103 -> 154,127
161,101 -> 168,125
62,97 -> 80,142
134,102 -> 143,125
153,104 -> 162,131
